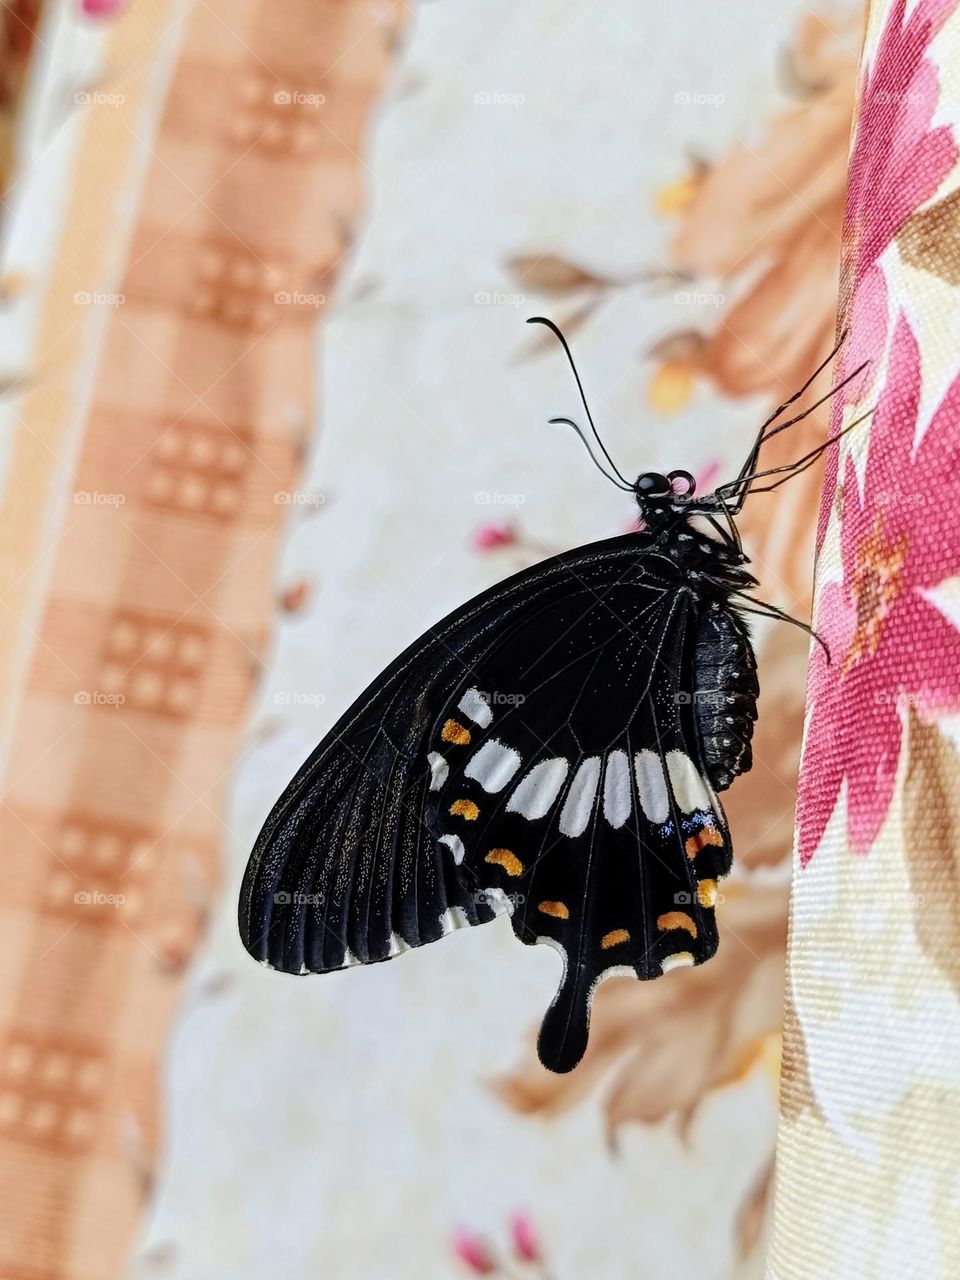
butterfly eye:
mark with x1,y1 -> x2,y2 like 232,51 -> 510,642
635,472 -> 672,498
668,469 -> 696,497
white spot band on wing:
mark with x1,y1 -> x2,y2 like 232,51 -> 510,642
506,757 -> 569,820
427,751 -> 448,792
457,687 -> 493,728
602,750 -> 631,828
463,738 -> 522,793
439,833 -> 465,864
559,757 -> 601,837
634,750 -> 669,823
665,750 -> 711,812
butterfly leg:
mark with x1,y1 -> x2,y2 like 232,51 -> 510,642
725,403 -> 871,513
727,331 -> 848,494
732,593 -> 830,660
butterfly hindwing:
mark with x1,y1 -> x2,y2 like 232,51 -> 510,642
424,577 -> 733,1072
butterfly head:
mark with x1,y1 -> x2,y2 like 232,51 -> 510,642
633,469 -> 697,524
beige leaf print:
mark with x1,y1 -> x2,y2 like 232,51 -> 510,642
898,188 -> 960,285
779,985 -> 818,1125
904,712 -> 960,990
506,254 -> 613,294
736,1155 -> 775,1259
515,296 -> 601,362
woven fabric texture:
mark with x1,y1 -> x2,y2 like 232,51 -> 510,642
771,1 -> 960,1275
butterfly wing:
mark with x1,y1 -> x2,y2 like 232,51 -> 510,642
424,579 -> 732,1073
239,533 -> 735,1073
239,534 -> 655,973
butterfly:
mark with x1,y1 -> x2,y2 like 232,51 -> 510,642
239,318 -> 865,1074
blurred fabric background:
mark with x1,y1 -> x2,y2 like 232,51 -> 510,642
8,0 -> 951,1277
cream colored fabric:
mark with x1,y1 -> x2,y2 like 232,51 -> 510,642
133,3 -> 861,1277
771,1 -> 960,1276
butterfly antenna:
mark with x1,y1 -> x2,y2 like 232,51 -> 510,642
548,417 -> 634,490
527,316 -> 632,486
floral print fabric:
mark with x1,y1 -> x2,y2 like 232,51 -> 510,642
772,1 -> 960,1275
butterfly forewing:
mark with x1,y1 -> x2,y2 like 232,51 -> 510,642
241,536 -> 653,973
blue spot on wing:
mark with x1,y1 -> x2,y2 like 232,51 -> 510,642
659,811 -> 714,839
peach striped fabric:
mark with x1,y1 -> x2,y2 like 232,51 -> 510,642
0,2 -> 399,1275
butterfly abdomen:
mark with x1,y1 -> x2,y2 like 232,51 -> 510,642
693,603 -> 758,792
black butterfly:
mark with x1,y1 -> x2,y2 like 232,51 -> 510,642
239,318 -> 864,1074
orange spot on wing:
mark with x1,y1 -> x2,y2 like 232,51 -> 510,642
657,911 -> 698,938
601,928 -> 630,950
441,719 -> 471,746
485,848 -> 523,877
685,826 -> 723,859
538,900 -> 569,920
449,799 -> 479,821
697,879 -> 718,908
